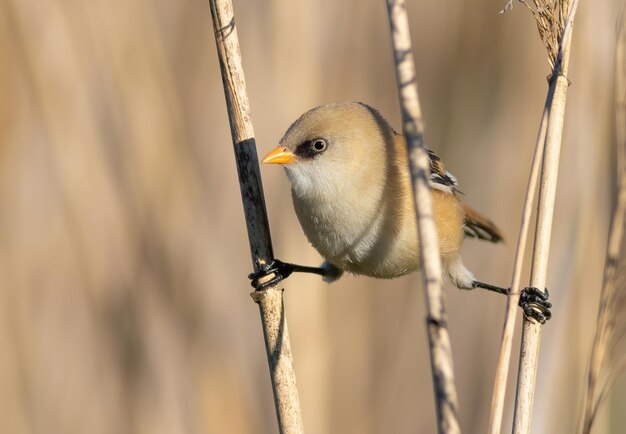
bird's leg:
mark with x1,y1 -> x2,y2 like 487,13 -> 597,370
472,281 -> 508,296
472,281 -> 552,324
248,259 -> 342,290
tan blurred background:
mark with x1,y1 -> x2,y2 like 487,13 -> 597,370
0,0 -> 623,433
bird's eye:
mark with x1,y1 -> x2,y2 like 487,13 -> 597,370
312,139 -> 327,152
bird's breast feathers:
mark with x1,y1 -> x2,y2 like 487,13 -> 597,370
292,187 -> 421,278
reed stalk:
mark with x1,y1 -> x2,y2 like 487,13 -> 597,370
481,1 -> 580,433
209,1 -> 304,432
385,1 -> 460,433
580,12 -> 626,434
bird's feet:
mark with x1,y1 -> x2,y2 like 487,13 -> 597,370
248,258 -> 340,290
472,281 -> 552,324
248,259 -> 296,290
519,287 -> 552,324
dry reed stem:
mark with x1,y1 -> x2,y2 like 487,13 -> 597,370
513,1 -> 579,433
487,104 -> 549,434
489,1 -> 578,433
385,1 -> 460,433
580,13 -> 626,434
209,1 -> 304,433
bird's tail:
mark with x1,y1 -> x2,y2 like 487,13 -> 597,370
462,204 -> 504,243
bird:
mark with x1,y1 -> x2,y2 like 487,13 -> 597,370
253,101 -> 551,322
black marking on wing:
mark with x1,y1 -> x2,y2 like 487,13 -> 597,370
427,149 -> 459,192
462,210 -> 504,243
463,225 -> 496,241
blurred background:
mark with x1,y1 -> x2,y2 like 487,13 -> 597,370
1,0 -> 623,433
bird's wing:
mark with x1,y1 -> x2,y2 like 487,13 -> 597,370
426,149 -> 503,243
462,204 -> 504,243
427,149 -> 459,194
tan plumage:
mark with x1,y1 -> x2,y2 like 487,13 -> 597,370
262,101 -> 502,289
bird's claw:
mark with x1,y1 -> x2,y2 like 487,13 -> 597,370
248,259 -> 295,290
518,287 -> 552,324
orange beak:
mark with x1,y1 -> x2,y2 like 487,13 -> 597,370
261,146 -> 296,164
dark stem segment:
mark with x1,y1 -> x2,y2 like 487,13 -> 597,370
233,138 -> 275,270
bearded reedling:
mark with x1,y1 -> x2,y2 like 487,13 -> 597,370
251,102 -> 551,323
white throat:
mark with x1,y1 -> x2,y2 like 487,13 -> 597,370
284,162 -> 339,200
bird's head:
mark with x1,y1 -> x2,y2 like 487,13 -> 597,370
262,102 -> 396,199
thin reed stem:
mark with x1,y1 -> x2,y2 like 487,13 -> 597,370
488,1 -> 580,433
513,1 -> 580,433
385,1 -> 460,433
580,11 -> 626,434
208,1 -> 304,433
487,103 -> 549,434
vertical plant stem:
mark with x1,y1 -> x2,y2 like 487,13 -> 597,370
580,15 -> 626,433
512,2 -> 580,433
385,1 -> 460,433
487,105 -> 549,434
512,76 -> 567,434
209,1 -> 304,433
